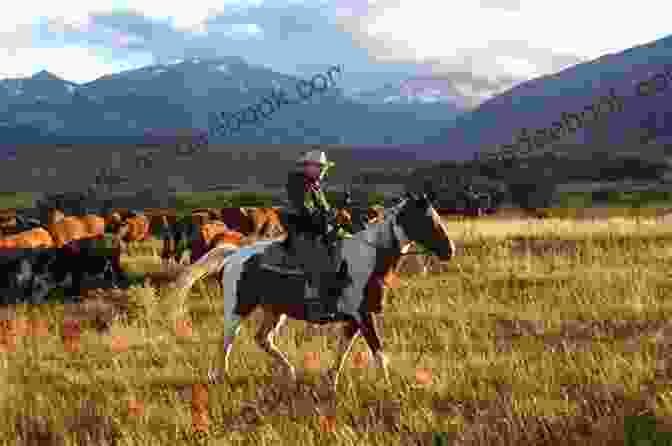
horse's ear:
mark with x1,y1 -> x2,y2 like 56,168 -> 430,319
422,180 -> 437,204
425,190 -> 437,205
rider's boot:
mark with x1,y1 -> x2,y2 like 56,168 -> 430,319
304,272 -> 337,322
280,230 -> 297,266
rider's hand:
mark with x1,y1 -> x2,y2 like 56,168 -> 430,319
324,208 -> 336,221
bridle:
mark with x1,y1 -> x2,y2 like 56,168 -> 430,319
351,226 -> 434,256
337,199 -> 437,257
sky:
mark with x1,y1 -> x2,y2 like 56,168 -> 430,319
1,0 -> 671,101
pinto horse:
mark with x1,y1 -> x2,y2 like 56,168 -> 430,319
165,192 -> 455,391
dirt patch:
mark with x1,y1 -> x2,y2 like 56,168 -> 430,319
15,400 -> 120,446
490,317 -> 672,352
429,382 -> 659,446
144,269 -> 184,288
216,373 -> 409,436
67,287 -> 148,331
214,373 -> 337,434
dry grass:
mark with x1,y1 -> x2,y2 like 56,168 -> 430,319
2,214 -> 672,445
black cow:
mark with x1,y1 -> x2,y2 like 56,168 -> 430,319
0,238 -> 129,305
161,215 -> 200,264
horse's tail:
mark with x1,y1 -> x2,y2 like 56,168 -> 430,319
162,245 -> 238,320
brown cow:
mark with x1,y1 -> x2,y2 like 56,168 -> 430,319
47,209 -> 105,248
0,215 -> 18,236
190,211 -> 212,227
116,214 -> 151,255
159,210 -> 215,265
199,222 -> 233,246
103,211 -> 152,254
143,211 -> 179,264
124,215 -> 151,241
191,222 -> 244,263
146,212 -> 178,233
159,215 -> 184,265
192,208 -> 221,221
0,208 -> 17,220
257,207 -> 285,238
220,207 -> 254,235
210,230 -> 245,250
246,207 -> 287,238
241,207 -> 263,236
0,227 -> 55,249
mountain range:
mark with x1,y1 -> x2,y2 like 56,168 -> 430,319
0,57 -> 466,150
1,33 -> 671,166
424,34 -> 672,161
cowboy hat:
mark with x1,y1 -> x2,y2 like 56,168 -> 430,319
296,150 -> 336,168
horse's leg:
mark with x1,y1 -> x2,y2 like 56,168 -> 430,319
359,312 -> 391,385
255,312 -> 296,381
160,237 -> 171,265
115,235 -> 127,256
208,312 -> 243,384
327,321 -> 361,391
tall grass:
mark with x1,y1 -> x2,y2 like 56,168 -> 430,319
2,215 -> 672,444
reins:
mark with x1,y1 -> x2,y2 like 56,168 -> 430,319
334,211 -> 434,257
355,236 -> 431,256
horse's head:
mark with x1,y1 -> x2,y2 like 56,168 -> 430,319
335,208 -> 352,227
47,208 -> 66,225
106,211 -> 123,226
394,191 -> 455,261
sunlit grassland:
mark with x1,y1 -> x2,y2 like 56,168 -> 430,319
3,215 -> 672,445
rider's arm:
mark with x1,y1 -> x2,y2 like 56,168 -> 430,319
300,178 -> 329,215
311,188 -> 331,212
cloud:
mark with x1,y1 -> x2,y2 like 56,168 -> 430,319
0,0 -> 669,102
0,46 -> 154,83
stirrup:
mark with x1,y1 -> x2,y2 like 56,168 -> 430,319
305,284 -> 319,299
305,300 -> 336,321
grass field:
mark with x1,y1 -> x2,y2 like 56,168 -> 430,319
3,215 -> 672,445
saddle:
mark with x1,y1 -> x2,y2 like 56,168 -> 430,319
259,233 -> 336,273
257,231 -> 352,322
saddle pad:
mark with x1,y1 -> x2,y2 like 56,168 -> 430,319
259,263 -> 305,275
237,246 -> 259,259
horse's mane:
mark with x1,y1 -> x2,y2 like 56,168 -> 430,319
238,234 -> 262,247
239,234 -> 287,249
350,198 -> 407,242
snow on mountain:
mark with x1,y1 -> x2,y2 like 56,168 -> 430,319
348,76 -> 474,109
0,57 -> 468,151
215,64 -> 231,74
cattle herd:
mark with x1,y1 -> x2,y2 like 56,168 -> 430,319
0,202 -> 388,306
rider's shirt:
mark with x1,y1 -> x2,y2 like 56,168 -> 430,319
286,170 -> 349,239
287,170 -> 330,215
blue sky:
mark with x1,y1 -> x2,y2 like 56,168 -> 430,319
1,0 -> 671,102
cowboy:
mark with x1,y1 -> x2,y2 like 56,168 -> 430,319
282,149 -> 347,321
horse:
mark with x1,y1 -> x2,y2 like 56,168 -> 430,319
165,191 -> 455,391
